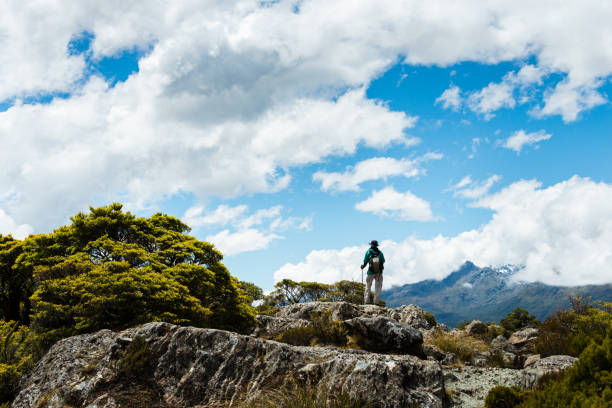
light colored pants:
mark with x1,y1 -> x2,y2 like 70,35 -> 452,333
364,273 -> 383,304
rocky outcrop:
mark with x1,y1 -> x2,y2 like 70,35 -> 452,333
520,355 -> 578,389
444,366 -> 524,408
277,301 -> 438,331
13,322 -> 446,408
343,316 -> 424,355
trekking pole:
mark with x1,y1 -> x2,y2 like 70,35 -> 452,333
361,266 -> 364,304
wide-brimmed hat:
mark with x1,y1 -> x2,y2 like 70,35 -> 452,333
369,240 -> 379,246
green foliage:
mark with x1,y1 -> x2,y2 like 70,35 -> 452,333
239,281 -> 264,304
310,310 -> 347,346
274,326 -> 317,346
500,308 -> 540,333
485,386 -> 523,408
423,312 -> 437,327
275,310 -> 347,347
23,203 -> 256,347
535,299 -> 612,357
0,321 -> 35,404
0,236 -> 32,324
485,302 -> 612,408
268,280 -> 366,307
425,329 -> 488,364
118,336 -> 151,378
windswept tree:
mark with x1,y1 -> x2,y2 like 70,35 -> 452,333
21,203 -> 255,347
0,236 -> 33,324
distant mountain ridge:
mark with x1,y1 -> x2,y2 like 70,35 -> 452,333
382,261 -> 612,327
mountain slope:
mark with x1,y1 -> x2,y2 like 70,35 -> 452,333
382,261 -> 612,327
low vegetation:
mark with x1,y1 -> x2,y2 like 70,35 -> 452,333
485,299 -> 612,407
425,329 -> 489,364
275,310 -> 348,347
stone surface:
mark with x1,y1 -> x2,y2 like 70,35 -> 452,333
508,327 -> 539,346
252,315 -> 311,338
490,335 -> 516,353
464,320 -> 488,335
520,355 -> 578,390
13,322 -> 445,408
443,366 -> 524,408
523,354 -> 541,368
276,301 -> 437,330
343,316 -> 424,355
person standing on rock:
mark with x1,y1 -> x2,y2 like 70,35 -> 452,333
361,240 -> 385,304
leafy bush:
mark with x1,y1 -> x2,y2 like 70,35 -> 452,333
500,308 -> 539,333
118,336 -> 151,378
535,299 -> 612,357
485,386 -> 523,408
422,312 -> 437,328
274,326 -> 317,346
485,302 -> 612,407
275,310 -> 347,347
310,310 -> 347,346
0,321 -> 35,404
425,329 -> 488,364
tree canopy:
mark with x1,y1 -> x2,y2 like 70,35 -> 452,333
1,203 -> 256,349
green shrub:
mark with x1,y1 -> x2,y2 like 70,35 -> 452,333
535,301 -> 612,357
422,312 -> 436,328
500,308 -> 539,333
310,310 -> 347,346
425,329 -> 488,364
274,326 -> 317,346
118,336 -> 151,378
0,321 -> 35,405
485,386 -> 523,408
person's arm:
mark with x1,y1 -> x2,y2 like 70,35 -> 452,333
361,249 -> 371,268
380,251 -> 385,270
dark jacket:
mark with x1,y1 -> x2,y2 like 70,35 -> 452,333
362,247 -> 385,275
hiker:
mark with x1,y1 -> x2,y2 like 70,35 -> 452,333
361,240 -> 385,304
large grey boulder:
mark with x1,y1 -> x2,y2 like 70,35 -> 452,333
13,322 -> 445,408
276,301 -> 437,330
520,355 -> 578,389
508,327 -> 539,346
343,316 -> 424,356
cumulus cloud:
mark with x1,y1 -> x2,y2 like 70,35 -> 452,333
3,1 -> 612,233
0,208 -> 33,239
184,203 -> 310,255
468,82 -> 516,119
503,130 -> 552,153
313,154 -> 441,192
355,186 -> 434,221
435,85 -> 462,111
276,176 -> 612,288
448,175 -> 502,199
206,229 -> 281,256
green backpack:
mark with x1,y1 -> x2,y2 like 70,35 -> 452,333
369,249 -> 382,274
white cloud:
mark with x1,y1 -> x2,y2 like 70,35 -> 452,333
2,1 -> 612,233
313,154 -> 441,192
355,186 -> 434,221
184,203 -> 310,255
276,176 -> 612,288
206,229 -> 281,256
435,85 -> 462,111
468,82 -> 515,119
0,208 -> 33,239
184,204 -> 248,227
448,175 -> 502,199
503,130 -> 552,153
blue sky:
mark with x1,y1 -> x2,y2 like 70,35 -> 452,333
2,1 -> 612,291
